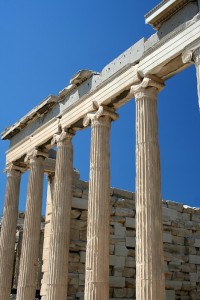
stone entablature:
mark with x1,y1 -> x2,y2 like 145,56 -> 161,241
6,175 -> 200,300
145,0 -> 195,29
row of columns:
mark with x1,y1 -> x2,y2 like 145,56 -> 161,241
0,73 -> 177,300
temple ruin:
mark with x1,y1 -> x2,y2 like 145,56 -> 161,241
0,0 -> 200,299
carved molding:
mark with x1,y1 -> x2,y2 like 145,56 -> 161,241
182,42 -> 200,64
24,148 -> 48,163
83,105 -> 118,127
4,163 -> 25,175
51,129 -> 74,147
131,75 -> 165,101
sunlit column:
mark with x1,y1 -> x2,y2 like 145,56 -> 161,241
182,47 -> 200,107
46,130 -> 74,300
41,175 -> 55,300
83,106 -> 118,300
131,76 -> 166,300
0,164 -> 23,300
16,150 -> 47,300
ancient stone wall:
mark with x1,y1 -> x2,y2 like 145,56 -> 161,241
7,172 -> 200,300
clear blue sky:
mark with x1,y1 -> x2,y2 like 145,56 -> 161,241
0,0 -> 200,214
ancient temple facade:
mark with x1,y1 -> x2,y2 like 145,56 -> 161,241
0,1 -> 200,300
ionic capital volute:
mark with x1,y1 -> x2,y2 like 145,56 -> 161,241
24,148 -> 48,163
4,163 -> 26,175
182,47 -> 200,65
131,75 -> 165,101
83,105 -> 118,127
51,129 -> 74,147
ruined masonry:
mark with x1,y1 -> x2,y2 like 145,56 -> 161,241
0,1 -> 200,300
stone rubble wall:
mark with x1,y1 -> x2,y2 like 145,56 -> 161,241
9,173 -> 200,300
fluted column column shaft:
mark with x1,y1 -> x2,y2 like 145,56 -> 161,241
16,153 -> 45,300
132,77 -> 166,300
0,166 -> 22,300
83,106 -> 118,300
46,131 -> 73,300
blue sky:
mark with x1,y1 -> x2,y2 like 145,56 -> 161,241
0,0 -> 200,214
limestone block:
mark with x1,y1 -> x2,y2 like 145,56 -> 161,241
115,207 -> 134,217
126,230 -> 135,237
189,255 -> 200,264
125,257 -> 134,268
69,240 -> 86,252
80,211 -> 87,220
123,267 -> 135,278
172,235 -> 184,245
112,188 -> 134,200
109,255 -> 125,268
110,216 -> 126,225
109,276 -> 125,287
163,232 -> 172,243
115,245 -> 128,256
125,217 -> 135,228
72,197 -> 88,210
69,253 -> 80,262
166,290 -> 175,300
80,251 -> 86,263
70,229 -> 80,240
165,280 -> 182,289
68,262 -> 85,274
79,230 -> 87,241
71,219 -> 87,230
163,207 -> 177,221
125,278 -> 134,288
114,198 -> 135,210
180,263 -> 196,273
68,273 -> 79,286
166,201 -> 183,212
113,287 -> 134,298
192,214 -> 200,222
126,237 -> 135,248
171,228 -> 192,237
114,223 -> 126,237
71,209 -> 81,219
110,236 -> 126,246
194,239 -> 200,247
72,187 -> 82,198
190,273 -> 198,282
182,280 -> 196,291
78,274 -> 85,286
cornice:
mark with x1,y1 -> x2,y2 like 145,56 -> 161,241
145,0 -> 193,29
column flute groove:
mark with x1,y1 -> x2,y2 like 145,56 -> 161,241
0,164 -> 23,300
83,105 -> 118,300
131,76 -> 166,300
16,150 -> 46,300
46,130 -> 74,300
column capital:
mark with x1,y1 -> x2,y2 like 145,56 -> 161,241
131,75 -> 165,101
24,148 -> 48,163
51,129 -> 75,147
182,46 -> 200,65
83,105 -> 118,127
4,163 -> 25,175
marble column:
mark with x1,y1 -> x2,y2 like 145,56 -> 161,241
182,47 -> 200,108
0,164 -> 23,300
41,175 -> 55,300
83,105 -> 118,300
46,130 -> 74,300
16,150 -> 47,300
131,77 -> 166,300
